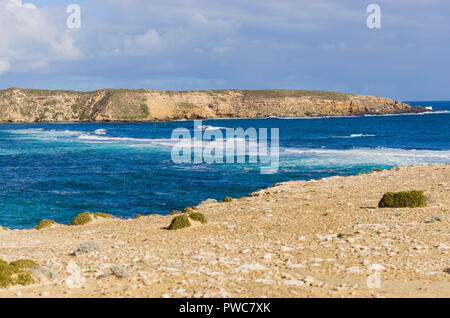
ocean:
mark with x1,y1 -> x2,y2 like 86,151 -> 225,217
0,101 -> 449,229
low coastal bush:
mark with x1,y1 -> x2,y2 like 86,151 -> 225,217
93,212 -> 111,219
223,196 -> 233,202
70,212 -> 112,226
182,206 -> 198,213
0,259 -> 37,288
170,210 -> 181,215
378,190 -> 426,208
70,212 -> 93,225
9,259 -> 38,270
168,214 -> 191,230
135,214 -> 142,219
34,219 -> 57,230
189,212 -> 207,224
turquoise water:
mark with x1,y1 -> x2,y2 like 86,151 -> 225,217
1,102 -> 449,229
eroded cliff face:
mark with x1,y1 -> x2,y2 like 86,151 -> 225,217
0,88 -> 419,122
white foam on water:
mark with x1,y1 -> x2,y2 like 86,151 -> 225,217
331,134 -> 377,138
77,134 -> 161,143
283,147 -> 450,166
349,134 -> 376,138
94,129 -> 107,135
5,128 -> 85,140
195,124 -> 228,131
4,128 -> 449,167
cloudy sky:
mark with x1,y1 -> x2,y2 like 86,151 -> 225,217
1,0 -> 449,100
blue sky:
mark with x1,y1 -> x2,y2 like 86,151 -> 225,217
1,0 -> 449,100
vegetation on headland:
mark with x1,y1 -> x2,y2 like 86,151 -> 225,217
189,212 -> 207,224
34,219 -> 57,230
0,259 -> 37,288
182,206 -> 198,213
223,196 -> 233,202
0,88 -> 421,123
167,206 -> 207,229
70,212 -> 111,226
378,190 -> 426,208
168,214 -> 191,230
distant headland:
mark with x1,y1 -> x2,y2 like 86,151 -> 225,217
0,88 -> 428,123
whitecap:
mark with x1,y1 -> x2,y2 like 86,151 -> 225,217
283,147 -> 450,166
94,129 -> 107,135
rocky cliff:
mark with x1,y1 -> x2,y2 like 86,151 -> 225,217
0,88 -> 424,122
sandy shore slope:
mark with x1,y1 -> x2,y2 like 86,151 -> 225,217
0,164 -> 449,298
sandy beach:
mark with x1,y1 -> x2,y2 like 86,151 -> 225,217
0,164 -> 449,298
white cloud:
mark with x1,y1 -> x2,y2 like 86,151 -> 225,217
320,41 -> 349,51
0,0 -> 82,74
0,59 -> 11,73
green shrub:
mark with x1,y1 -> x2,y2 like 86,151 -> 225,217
223,196 -> 233,202
189,212 -> 207,224
70,212 -> 93,226
34,219 -> 57,230
0,259 -> 37,288
9,259 -> 38,269
141,104 -> 150,116
0,262 -> 13,288
70,212 -> 111,225
182,206 -> 198,213
168,214 -> 191,230
94,212 -> 111,219
378,190 -> 426,208
14,271 -> 34,286
170,210 -> 181,215
135,214 -> 142,219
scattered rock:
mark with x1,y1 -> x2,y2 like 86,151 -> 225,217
345,267 -> 363,274
111,265 -> 130,278
71,241 -> 100,256
287,263 -> 306,269
425,215 -> 445,223
233,263 -> 267,273
284,279 -> 305,287
199,198 -> 218,205
97,265 -> 130,279
30,266 -> 59,281
337,232 -> 353,239
436,243 -> 449,250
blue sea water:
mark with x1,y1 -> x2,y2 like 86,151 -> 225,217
0,102 -> 449,229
